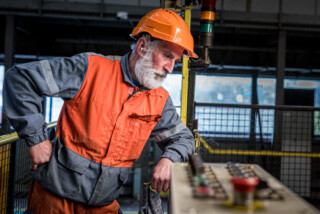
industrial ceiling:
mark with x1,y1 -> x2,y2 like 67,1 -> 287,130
0,0 -> 320,78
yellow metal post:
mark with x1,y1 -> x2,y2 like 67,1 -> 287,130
181,6 -> 191,125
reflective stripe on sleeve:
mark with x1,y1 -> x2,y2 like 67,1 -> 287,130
105,55 -> 122,61
87,53 -> 122,62
152,122 -> 187,142
40,60 -> 59,96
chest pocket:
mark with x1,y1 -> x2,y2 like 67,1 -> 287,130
119,113 -> 162,161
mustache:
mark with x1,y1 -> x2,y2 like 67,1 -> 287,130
153,70 -> 167,78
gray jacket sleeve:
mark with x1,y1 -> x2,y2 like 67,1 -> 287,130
150,96 -> 195,162
2,53 -> 88,147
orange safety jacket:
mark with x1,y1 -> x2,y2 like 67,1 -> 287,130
4,52 -> 195,209
58,54 -> 168,167
31,55 -> 169,206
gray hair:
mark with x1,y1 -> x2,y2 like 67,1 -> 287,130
131,35 -> 162,55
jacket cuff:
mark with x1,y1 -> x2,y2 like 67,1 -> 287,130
19,128 -> 49,147
161,151 -> 183,163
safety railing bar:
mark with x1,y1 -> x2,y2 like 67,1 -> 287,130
197,134 -> 320,158
47,121 -> 58,129
195,103 -> 320,111
0,121 -> 57,146
0,132 -> 19,145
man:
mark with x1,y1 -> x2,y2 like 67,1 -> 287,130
3,9 -> 198,214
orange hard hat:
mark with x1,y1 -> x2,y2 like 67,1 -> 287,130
131,9 -> 198,58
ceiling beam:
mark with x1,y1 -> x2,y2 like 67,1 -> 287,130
1,1 -> 320,32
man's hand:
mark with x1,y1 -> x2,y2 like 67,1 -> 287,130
151,158 -> 173,193
28,140 -> 53,170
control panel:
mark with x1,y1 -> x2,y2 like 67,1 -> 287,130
170,154 -> 319,214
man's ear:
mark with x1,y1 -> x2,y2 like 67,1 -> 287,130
136,38 -> 147,57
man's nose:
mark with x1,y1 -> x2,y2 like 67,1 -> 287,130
164,60 -> 175,74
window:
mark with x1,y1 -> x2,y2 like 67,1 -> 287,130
284,79 -> 320,106
163,74 -> 182,115
284,79 -> 320,136
257,78 -> 276,105
45,97 -> 64,123
195,75 -> 252,104
194,75 -> 252,137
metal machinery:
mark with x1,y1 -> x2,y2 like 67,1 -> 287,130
160,0 -> 216,128
170,154 -> 320,214
157,2 -> 320,214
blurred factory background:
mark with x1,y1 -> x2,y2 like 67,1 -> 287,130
1,0 -> 320,213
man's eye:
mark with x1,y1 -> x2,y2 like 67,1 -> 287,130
164,53 -> 172,59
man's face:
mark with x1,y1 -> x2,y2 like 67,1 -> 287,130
134,41 -> 184,89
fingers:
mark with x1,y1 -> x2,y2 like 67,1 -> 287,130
30,160 -> 47,170
163,181 -> 170,193
155,178 -> 163,193
151,158 -> 173,193
151,178 -> 158,192
31,163 -> 38,170
28,140 -> 53,170
151,176 -> 170,193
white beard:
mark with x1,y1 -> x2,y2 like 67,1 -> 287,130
134,52 -> 167,89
